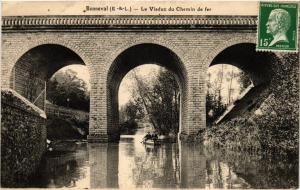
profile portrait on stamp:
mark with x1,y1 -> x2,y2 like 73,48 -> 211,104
257,2 -> 298,52
266,8 -> 291,47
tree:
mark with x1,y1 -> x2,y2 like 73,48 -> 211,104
206,65 -> 228,125
124,100 -> 144,122
226,68 -> 240,104
47,69 -> 90,111
152,69 -> 180,135
119,100 -> 145,134
206,91 -> 226,126
129,68 -> 180,136
206,65 -> 252,125
237,71 -> 252,93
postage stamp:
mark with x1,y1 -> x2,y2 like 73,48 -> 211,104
257,2 -> 298,52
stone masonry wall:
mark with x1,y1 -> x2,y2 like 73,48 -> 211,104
1,89 -> 46,187
9,54 -> 46,110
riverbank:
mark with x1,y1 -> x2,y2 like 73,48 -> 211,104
204,117 -> 298,156
47,117 -> 88,140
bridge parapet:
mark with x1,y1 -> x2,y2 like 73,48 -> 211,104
2,15 -> 257,31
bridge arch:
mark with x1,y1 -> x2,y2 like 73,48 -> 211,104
210,43 -> 277,85
103,36 -> 187,69
203,35 -> 257,68
203,36 -> 280,84
106,43 -> 188,141
205,41 -> 280,123
5,38 -> 93,79
9,43 -> 90,110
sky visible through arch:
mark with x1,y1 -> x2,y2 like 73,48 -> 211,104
53,64 -> 245,107
51,64 -> 161,107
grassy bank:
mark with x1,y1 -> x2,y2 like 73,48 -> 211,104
46,117 -> 88,140
205,118 -> 261,152
204,117 -> 298,155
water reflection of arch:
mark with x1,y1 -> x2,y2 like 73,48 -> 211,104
179,142 -> 206,188
128,143 -> 181,188
88,143 -> 119,188
44,151 -> 86,170
40,149 -> 88,188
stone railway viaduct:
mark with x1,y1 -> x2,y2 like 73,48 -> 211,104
1,15 -> 287,142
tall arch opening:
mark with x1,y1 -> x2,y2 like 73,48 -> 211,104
107,43 -> 187,141
10,44 -> 87,109
207,43 -> 278,124
206,64 -> 252,125
10,44 -> 90,139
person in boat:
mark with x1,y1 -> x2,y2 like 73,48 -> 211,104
152,133 -> 158,142
143,132 -> 152,141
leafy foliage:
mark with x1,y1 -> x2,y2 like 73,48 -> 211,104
46,117 -> 88,140
47,69 -> 90,111
237,71 -> 252,93
205,117 -> 262,152
252,54 -> 299,153
120,68 -> 180,136
149,69 -> 180,135
119,100 -> 144,134
206,92 -> 226,126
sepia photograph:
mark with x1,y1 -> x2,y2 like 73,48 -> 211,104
1,1 -> 299,189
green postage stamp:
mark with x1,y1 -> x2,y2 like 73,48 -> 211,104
257,2 -> 298,52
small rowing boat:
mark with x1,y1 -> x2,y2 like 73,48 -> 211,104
142,139 -> 160,146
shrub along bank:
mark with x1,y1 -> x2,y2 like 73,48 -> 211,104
46,116 -> 88,140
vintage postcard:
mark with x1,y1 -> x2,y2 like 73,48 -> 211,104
1,1 -> 299,189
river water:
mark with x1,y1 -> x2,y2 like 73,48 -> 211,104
28,128 -> 298,189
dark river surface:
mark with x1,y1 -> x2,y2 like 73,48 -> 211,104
28,128 -> 298,189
